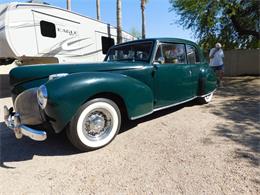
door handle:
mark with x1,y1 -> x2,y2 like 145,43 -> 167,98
152,65 -> 158,77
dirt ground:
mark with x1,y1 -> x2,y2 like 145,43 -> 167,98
0,65 -> 259,194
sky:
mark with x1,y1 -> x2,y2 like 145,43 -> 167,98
1,0 -> 196,42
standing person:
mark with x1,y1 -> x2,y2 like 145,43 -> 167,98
209,43 -> 224,86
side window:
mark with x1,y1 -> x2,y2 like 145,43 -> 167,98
40,21 -> 56,38
161,43 -> 186,64
186,45 -> 200,64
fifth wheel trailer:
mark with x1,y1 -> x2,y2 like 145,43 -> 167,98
0,2 -> 135,65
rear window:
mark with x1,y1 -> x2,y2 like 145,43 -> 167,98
40,21 -> 56,38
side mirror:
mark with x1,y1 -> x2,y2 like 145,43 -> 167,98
155,57 -> 165,64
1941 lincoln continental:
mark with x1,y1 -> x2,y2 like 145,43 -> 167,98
4,38 -> 217,151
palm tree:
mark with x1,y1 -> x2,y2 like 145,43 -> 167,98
141,0 -> 148,39
66,0 -> 71,11
116,0 -> 122,44
96,0 -> 100,21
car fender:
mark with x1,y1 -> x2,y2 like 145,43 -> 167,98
44,72 -> 154,132
198,65 -> 217,95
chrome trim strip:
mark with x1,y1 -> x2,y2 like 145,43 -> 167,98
199,89 -> 216,98
130,110 -> 154,120
153,96 -> 197,112
150,40 -> 160,64
131,89 -> 216,120
131,97 -> 196,120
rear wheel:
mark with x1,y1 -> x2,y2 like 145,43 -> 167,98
198,92 -> 214,104
67,98 -> 121,151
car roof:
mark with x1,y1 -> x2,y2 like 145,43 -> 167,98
115,38 -> 198,47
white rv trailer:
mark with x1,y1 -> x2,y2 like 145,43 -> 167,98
0,2 -> 135,65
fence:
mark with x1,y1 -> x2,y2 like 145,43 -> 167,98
223,49 -> 260,76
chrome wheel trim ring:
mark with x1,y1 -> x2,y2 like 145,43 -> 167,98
82,108 -> 113,141
77,102 -> 119,148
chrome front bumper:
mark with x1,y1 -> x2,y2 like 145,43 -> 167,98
3,106 -> 47,141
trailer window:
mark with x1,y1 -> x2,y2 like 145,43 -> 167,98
40,21 -> 56,38
102,36 -> 115,54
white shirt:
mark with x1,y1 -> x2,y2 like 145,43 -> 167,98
209,48 -> 224,66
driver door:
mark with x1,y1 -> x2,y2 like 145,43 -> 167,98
153,43 -> 193,108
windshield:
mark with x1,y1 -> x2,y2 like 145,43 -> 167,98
105,41 -> 153,62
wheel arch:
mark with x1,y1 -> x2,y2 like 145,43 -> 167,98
87,92 -> 128,120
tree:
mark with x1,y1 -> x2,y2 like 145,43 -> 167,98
129,27 -> 141,39
169,0 -> 260,50
66,0 -> 71,11
116,0 -> 122,44
96,0 -> 100,21
141,0 -> 148,39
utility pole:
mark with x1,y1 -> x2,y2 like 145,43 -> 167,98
66,0 -> 71,11
96,0 -> 100,21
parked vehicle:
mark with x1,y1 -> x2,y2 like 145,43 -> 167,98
4,38 -> 217,151
0,2 -> 134,65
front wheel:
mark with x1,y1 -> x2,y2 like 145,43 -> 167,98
67,98 -> 121,151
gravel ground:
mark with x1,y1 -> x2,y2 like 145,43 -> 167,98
0,64 -> 259,194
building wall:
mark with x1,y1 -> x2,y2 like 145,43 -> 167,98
223,49 -> 260,76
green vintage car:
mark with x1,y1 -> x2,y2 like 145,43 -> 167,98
4,38 -> 217,151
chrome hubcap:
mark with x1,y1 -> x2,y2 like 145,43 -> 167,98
83,109 -> 113,140
88,113 -> 106,134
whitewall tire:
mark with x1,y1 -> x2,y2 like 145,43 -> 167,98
67,98 -> 121,151
200,92 -> 214,104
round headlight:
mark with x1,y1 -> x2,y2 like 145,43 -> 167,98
37,85 -> 48,109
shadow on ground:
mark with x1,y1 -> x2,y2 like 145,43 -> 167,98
208,77 -> 260,166
0,100 -> 196,168
0,122 -> 79,168
0,74 -> 11,98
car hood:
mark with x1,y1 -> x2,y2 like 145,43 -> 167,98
9,62 -> 146,86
